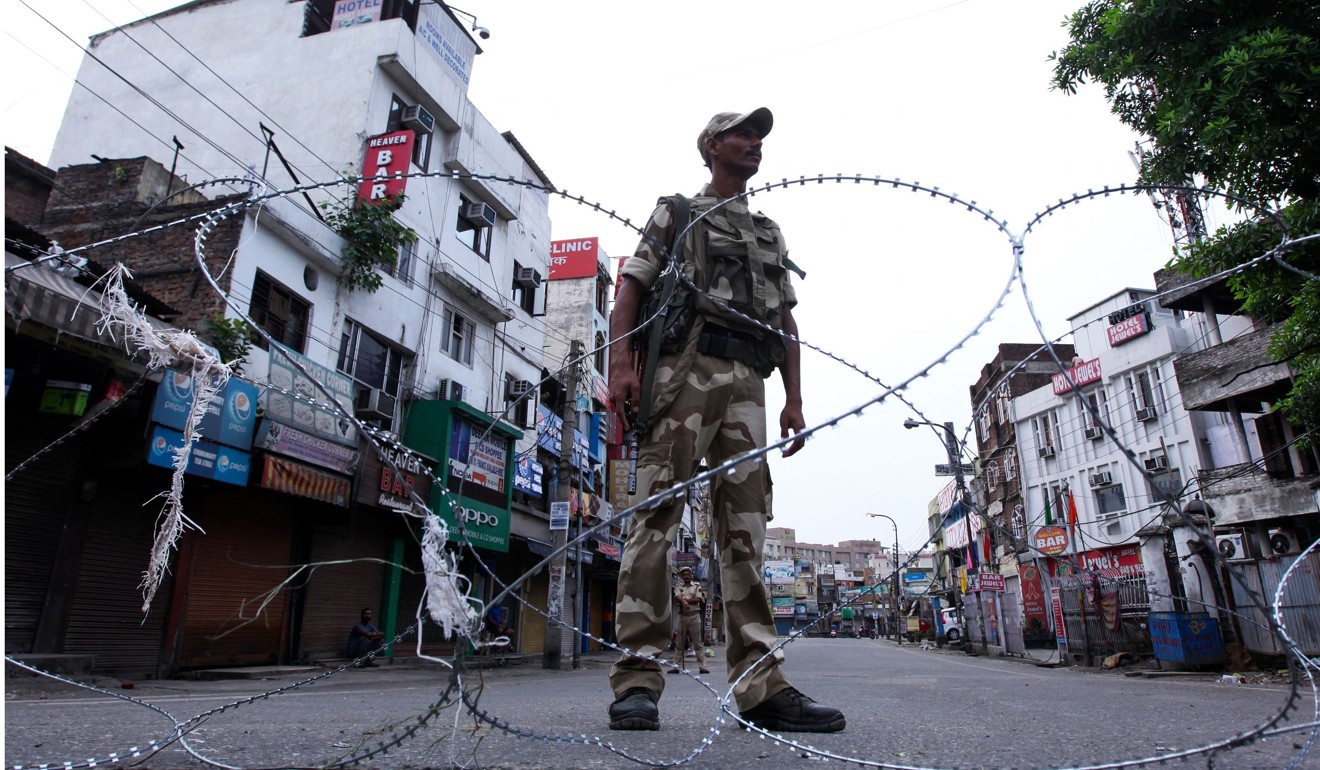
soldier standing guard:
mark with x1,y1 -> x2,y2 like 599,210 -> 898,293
604,107 -> 845,734
671,566 -> 709,674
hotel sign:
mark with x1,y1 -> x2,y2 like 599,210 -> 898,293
1051,357 -> 1102,395
1107,310 -> 1152,347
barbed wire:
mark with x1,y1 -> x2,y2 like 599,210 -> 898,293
4,168 -> 1318,770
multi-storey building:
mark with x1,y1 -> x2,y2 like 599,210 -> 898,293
7,0 -> 578,675
1013,288 -> 1219,663
1153,268 -> 1320,658
965,342 -> 1075,653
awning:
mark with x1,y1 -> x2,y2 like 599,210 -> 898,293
5,252 -> 173,348
522,536 -> 593,564
260,454 -> 352,507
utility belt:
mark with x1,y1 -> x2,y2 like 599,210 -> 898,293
696,324 -> 778,378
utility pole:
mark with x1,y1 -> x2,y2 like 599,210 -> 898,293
544,339 -> 583,670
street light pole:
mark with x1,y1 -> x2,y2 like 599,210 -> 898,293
865,513 -> 900,646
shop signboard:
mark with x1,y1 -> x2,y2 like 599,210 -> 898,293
764,560 -> 795,584
255,420 -> 360,475
1033,525 -> 1069,555
146,425 -> 251,486
354,442 -> 434,513
448,416 -> 508,493
151,368 -> 259,450
263,344 -> 357,447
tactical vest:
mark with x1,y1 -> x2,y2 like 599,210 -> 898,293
647,194 -> 795,377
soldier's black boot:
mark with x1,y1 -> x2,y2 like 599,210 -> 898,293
608,687 -> 660,730
740,687 -> 845,733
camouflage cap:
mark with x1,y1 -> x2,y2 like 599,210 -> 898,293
697,107 -> 773,165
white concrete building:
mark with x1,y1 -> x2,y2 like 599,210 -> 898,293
1014,289 -> 1217,555
49,0 -> 552,450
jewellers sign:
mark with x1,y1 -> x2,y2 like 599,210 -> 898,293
1051,357 -> 1102,395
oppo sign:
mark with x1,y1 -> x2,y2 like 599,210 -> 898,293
456,506 -> 500,529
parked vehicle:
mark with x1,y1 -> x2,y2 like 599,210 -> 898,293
940,607 -> 964,643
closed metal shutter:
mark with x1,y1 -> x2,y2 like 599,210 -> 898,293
298,521 -> 390,661
519,567 -> 549,654
63,473 -> 173,675
176,486 -> 296,668
393,538 -> 459,659
4,410 -> 82,654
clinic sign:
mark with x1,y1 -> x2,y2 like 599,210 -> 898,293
357,130 -> 414,203
1051,357 -> 1102,395
549,238 -> 600,280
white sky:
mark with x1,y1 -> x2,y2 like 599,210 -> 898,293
4,0 -> 1204,553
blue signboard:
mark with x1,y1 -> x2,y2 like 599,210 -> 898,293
535,405 -> 591,472
513,456 -> 543,496
1149,611 -> 1225,665
150,369 -> 258,450
146,425 -> 252,486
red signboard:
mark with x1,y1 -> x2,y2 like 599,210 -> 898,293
549,237 -> 599,280
1033,525 -> 1069,555
1020,564 -> 1048,628
1078,544 -> 1144,578
974,572 -> 1006,592
1107,312 -> 1151,346
357,130 -> 415,203
1051,357 -> 1102,395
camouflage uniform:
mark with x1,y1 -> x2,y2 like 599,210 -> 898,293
610,185 -> 796,712
673,577 -> 706,669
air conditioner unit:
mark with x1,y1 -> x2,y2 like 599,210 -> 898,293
400,104 -> 435,134
1136,406 -> 1159,422
355,388 -> 397,422
505,379 -> 533,400
514,266 -> 542,288
1083,426 -> 1103,441
1089,471 -> 1113,488
437,378 -> 466,402
1038,445 -> 1056,459
1216,532 -> 1246,560
462,202 -> 496,229
1269,528 -> 1303,555
1145,455 -> 1170,472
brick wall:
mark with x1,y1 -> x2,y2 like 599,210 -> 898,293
41,157 -> 244,335
5,148 -> 56,227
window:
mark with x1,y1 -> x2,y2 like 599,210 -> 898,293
984,460 -> 1000,492
977,408 -> 991,443
1149,468 -> 1183,507
1080,387 -> 1109,439
510,260 -> 543,315
441,305 -> 476,365
1094,484 -> 1127,518
456,194 -> 493,259
1003,449 -> 1017,481
337,319 -> 411,427
384,238 -> 416,286
504,374 -> 533,427
1126,366 -> 1165,416
384,93 -> 432,170
1033,411 -> 1059,455
248,271 -> 311,353
595,267 -> 611,316
594,331 -> 607,376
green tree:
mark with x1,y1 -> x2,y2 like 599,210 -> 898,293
1052,0 -> 1320,430
320,194 -> 419,293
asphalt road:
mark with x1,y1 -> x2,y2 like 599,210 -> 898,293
6,638 -> 1316,770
